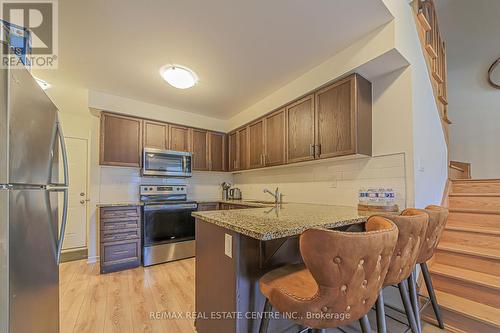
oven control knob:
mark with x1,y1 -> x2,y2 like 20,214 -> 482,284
149,187 -> 153,191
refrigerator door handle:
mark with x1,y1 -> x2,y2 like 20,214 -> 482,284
47,187 -> 69,265
50,116 -> 70,187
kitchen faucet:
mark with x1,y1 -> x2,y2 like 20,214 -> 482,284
263,187 -> 284,205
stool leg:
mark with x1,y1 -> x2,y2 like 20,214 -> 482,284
359,314 -> 371,333
399,281 -> 419,333
421,262 -> 445,329
408,269 -> 422,333
259,298 -> 272,333
376,289 -> 387,333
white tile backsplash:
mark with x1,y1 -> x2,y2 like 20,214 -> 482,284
98,167 -> 232,203
233,153 -> 407,208
97,153 -> 407,209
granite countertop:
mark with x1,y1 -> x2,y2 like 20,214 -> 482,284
192,203 -> 367,240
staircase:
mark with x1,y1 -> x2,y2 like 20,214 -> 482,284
412,0 -> 452,145
421,179 -> 500,333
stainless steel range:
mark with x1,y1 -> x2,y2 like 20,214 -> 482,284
140,185 -> 197,266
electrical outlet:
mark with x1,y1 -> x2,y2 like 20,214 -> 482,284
224,234 -> 232,258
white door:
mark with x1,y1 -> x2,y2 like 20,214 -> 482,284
62,137 -> 88,250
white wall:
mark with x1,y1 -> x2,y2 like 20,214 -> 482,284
436,0 -> 500,179
89,90 -> 228,132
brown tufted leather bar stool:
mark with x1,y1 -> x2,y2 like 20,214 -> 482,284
258,217 -> 398,333
374,211 -> 429,333
402,205 -> 449,331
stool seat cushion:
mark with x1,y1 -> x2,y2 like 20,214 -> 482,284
260,263 -> 318,301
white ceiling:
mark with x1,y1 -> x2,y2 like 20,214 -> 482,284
41,0 -> 392,118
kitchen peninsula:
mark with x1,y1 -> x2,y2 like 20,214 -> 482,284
192,203 -> 367,333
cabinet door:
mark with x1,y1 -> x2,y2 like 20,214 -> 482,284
286,94 -> 315,163
143,120 -> 168,149
209,132 -> 225,171
316,77 -> 355,158
238,128 -> 248,170
264,109 -> 286,166
191,129 -> 209,170
169,125 -> 191,152
248,120 -> 265,169
100,113 -> 142,167
228,131 -> 237,171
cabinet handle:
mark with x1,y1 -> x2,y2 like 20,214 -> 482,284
113,250 -> 130,255
316,144 -> 321,157
309,144 -> 315,157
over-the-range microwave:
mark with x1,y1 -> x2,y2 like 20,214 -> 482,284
142,148 -> 192,177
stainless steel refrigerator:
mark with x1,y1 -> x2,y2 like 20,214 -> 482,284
0,65 -> 69,333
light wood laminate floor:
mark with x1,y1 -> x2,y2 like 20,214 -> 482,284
60,259 -> 450,333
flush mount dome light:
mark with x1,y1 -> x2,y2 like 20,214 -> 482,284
160,65 -> 198,89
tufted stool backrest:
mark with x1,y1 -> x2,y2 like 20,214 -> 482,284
415,205 -> 449,263
298,218 -> 398,328
382,211 -> 429,286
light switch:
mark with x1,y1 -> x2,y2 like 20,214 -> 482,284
224,233 -> 232,258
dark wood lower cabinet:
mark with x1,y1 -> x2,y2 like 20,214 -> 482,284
99,206 -> 141,274
197,202 -> 219,211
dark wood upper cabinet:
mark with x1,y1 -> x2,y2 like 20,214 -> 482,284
100,113 -> 142,167
286,94 -> 315,163
315,74 -> 372,158
238,128 -> 248,170
169,125 -> 191,152
209,132 -> 225,171
191,129 -> 209,170
228,131 -> 237,171
228,128 -> 248,171
143,120 -> 168,150
264,108 -> 286,166
248,119 -> 265,169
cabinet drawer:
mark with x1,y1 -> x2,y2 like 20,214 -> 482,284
100,218 -> 140,231
101,228 -> 140,242
102,240 -> 140,264
100,206 -> 140,220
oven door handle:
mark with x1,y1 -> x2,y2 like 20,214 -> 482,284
144,204 -> 198,212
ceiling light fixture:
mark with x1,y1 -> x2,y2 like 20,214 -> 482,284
34,77 -> 51,90
160,65 -> 198,89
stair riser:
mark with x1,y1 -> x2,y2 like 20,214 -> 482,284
452,182 -> 500,194
422,308 -> 499,333
434,250 -> 500,275
447,212 -> 500,231
449,196 -> 500,211
440,230 -> 500,252
430,273 -> 500,308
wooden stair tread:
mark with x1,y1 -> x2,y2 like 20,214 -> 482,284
422,289 -> 500,328
430,263 -> 500,291
449,208 -> 500,215
449,193 -> 500,197
438,242 -> 500,260
445,225 -> 500,235
452,179 -> 500,183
